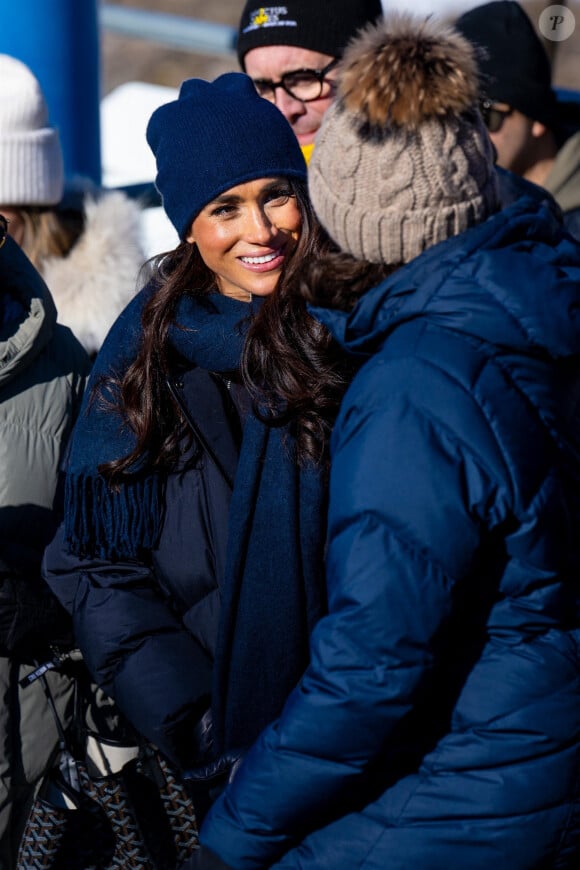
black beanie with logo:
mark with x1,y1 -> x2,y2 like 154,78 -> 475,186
237,1 -> 384,68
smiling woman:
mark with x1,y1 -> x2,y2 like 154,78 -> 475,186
187,178 -> 302,302
42,71 -> 336,861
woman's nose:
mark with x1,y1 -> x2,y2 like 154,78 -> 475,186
245,206 -> 276,243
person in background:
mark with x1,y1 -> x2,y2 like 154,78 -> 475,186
0,216 -> 90,868
42,71 -> 336,839
194,12 -> 580,869
455,0 -> 580,238
236,0 -> 383,164
236,0 -> 563,229
0,54 -> 146,358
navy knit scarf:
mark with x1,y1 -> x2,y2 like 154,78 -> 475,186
63,286 -> 249,559
63,284 -> 327,753
213,411 -> 327,753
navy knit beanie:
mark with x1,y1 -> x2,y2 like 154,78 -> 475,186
455,1 -> 559,130
237,0 -> 384,69
146,72 -> 307,240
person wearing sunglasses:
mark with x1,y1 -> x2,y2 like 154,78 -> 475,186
456,0 -> 580,239
236,0 -> 383,163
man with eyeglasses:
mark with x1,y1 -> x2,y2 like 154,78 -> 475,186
456,0 -> 580,239
236,1 -> 383,164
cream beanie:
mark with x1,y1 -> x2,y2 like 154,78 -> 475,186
309,13 -> 500,265
0,54 -> 64,206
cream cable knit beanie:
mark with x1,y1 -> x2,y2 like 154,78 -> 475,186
0,54 -> 64,206
309,13 -> 500,265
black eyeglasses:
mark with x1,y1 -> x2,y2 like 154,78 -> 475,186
252,58 -> 339,103
0,215 -> 8,250
480,100 -> 514,134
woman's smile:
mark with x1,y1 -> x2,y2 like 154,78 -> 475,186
239,247 -> 286,270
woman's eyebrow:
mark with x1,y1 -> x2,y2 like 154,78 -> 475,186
208,179 -> 286,207
210,193 -> 242,205
262,180 -> 287,191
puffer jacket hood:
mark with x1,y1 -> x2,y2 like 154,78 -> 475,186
41,190 -> 145,356
0,233 -> 89,568
0,237 -> 57,385
312,197 -> 580,364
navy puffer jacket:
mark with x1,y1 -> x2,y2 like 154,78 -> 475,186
43,366 -> 239,769
200,198 -> 580,869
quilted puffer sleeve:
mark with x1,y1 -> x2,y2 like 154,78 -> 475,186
42,521 -> 213,771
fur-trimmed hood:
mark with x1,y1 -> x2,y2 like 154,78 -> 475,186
42,190 -> 146,356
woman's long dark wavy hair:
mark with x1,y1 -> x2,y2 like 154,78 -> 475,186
99,178 -> 339,484
242,243 -> 396,466
98,239 -> 211,486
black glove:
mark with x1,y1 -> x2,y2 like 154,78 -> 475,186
183,750 -> 244,823
180,844 -> 233,869
192,707 -> 215,762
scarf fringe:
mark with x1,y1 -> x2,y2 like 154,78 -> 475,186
64,472 -> 163,560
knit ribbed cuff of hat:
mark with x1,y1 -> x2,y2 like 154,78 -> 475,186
312,191 -> 499,265
0,129 -> 63,205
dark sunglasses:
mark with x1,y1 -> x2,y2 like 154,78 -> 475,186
252,58 -> 339,103
480,100 -> 514,133
0,215 -> 8,250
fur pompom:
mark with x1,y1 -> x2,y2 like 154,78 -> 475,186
339,13 -> 480,129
